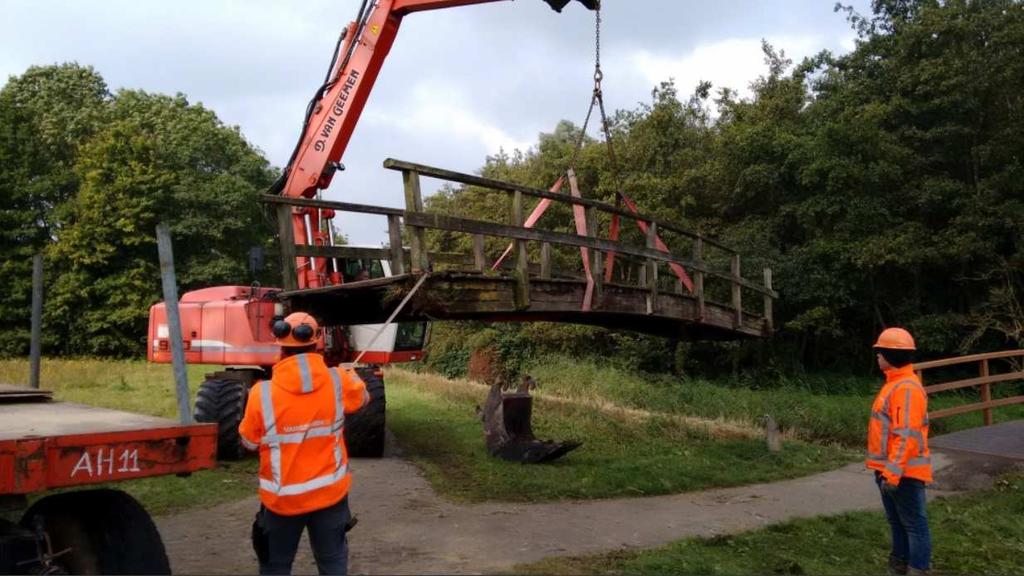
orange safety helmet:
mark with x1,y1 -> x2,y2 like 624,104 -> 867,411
272,312 -> 321,347
873,327 -> 916,350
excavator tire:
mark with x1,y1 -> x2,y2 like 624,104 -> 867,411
194,378 -> 249,461
345,368 -> 386,458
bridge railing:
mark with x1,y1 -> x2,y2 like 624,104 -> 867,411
917,349 -> 1024,424
383,158 -> 776,328
264,158 -> 777,331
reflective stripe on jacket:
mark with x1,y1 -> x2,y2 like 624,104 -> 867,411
866,364 -> 932,485
238,353 -> 369,516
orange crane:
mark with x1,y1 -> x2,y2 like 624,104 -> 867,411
148,0 -> 597,460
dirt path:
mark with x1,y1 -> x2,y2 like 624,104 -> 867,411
157,437 -> 964,575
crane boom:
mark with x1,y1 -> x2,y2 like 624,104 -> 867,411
276,0 -> 594,288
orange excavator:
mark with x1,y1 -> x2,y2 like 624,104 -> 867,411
147,0 -> 597,459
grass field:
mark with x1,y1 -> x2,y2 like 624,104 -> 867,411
525,355 -> 1024,446
519,474 -> 1024,575
384,369 -> 856,502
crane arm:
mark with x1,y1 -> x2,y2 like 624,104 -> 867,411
278,0 -> 595,288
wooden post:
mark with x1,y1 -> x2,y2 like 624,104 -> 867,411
156,222 -> 192,425
980,359 -> 992,426
512,189 -> 530,309
693,238 -> 705,321
586,206 -> 602,305
387,214 -> 405,276
540,242 -> 552,279
646,221 -> 658,315
276,204 -> 298,292
403,170 -> 429,273
473,234 -> 486,272
763,267 -> 774,332
731,253 -> 743,328
29,253 -> 42,389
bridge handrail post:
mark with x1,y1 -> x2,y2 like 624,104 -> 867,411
388,214 -> 406,275
586,206 -> 602,306
763,267 -> 774,333
731,253 -> 743,328
511,189 -> 530,309
693,238 -> 705,321
646,221 -> 658,315
402,170 -> 430,273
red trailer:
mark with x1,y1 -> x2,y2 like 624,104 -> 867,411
0,384 -> 216,574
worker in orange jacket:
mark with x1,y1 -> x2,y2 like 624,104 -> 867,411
239,312 -> 369,575
867,327 -> 932,576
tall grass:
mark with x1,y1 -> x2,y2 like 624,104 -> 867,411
523,355 -> 1024,446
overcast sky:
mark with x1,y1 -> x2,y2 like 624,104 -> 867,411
2,0 -> 868,245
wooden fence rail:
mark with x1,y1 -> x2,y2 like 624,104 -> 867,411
917,349 -> 1024,424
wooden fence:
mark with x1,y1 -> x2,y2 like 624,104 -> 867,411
917,349 -> 1024,424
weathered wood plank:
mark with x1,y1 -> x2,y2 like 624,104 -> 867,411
512,189 -> 530,310
276,204 -> 298,292
731,254 -> 742,328
646,221 -> 658,315
586,206 -> 603,306
540,242 -> 552,280
402,170 -> 429,273
763,267 -> 773,332
402,212 -> 773,295
388,215 -> 405,275
383,158 -> 733,252
473,234 -> 486,272
693,238 -> 705,321
262,194 -> 405,216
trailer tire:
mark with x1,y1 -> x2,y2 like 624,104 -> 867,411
20,489 -> 170,575
194,377 -> 248,461
345,368 -> 386,457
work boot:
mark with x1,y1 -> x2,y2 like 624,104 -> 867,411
906,567 -> 929,576
887,555 -> 908,576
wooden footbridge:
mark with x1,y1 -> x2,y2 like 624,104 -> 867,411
266,159 -> 777,340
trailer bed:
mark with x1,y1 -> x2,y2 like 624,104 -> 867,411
0,390 -> 217,495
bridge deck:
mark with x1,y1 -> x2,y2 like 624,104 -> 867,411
282,272 -> 767,339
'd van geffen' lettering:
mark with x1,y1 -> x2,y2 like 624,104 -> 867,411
314,70 -> 360,153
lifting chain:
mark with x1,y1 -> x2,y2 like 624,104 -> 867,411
570,0 -> 624,196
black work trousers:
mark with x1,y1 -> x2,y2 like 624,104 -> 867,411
258,496 -> 351,575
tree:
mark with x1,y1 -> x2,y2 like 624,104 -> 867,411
45,89 -> 276,356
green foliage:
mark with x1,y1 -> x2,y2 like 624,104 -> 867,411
422,0 -> 1024,378
0,65 -> 277,357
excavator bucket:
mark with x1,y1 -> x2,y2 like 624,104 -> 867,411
481,379 -> 582,464
542,0 -> 598,13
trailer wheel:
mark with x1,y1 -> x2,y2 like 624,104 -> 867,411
194,377 -> 249,460
20,489 -> 170,575
345,368 -> 386,457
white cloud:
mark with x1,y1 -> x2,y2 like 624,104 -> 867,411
628,35 -> 832,100
362,80 -> 534,157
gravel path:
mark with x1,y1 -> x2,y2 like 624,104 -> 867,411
158,439 -> 959,575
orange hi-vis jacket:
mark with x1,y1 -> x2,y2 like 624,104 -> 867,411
239,353 -> 369,516
866,364 -> 933,486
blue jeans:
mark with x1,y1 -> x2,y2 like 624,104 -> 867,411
259,496 -> 351,575
876,472 -> 931,571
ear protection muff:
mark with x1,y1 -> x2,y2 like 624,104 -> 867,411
272,319 -> 317,342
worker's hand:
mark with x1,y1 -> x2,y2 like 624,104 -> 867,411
880,480 -> 900,495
